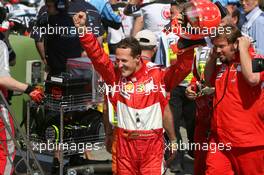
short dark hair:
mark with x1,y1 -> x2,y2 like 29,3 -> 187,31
116,37 -> 142,58
211,24 -> 242,44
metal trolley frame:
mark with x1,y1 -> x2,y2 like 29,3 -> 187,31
26,91 -> 105,175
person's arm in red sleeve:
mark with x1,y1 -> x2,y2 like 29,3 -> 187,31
163,37 -> 207,91
74,12 -> 116,86
163,46 -> 195,91
79,33 -> 116,85
238,37 -> 261,86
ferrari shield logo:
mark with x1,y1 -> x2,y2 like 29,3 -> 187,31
124,82 -> 134,93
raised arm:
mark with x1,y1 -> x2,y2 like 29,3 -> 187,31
73,12 -> 116,86
163,37 -> 208,91
163,46 -> 195,91
238,36 -> 261,86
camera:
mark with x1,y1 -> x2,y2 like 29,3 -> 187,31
252,58 -> 264,72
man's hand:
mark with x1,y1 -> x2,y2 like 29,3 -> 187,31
185,85 -> 197,100
73,11 -> 87,35
238,36 -> 251,52
199,86 -> 215,96
25,85 -> 44,104
166,140 -> 177,167
73,11 -> 86,28
209,46 -> 219,60
238,36 -> 260,86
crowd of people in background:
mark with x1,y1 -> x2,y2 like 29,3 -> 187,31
0,0 -> 264,174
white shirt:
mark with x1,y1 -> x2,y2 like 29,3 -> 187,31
138,3 -> 171,39
0,40 -> 10,77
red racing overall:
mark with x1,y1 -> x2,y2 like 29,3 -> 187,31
79,32 -> 195,174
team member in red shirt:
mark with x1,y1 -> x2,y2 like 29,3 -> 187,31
205,24 -> 264,175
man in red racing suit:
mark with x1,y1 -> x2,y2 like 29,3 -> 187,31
73,11 -> 195,174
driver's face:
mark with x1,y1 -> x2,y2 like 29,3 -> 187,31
115,48 -> 140,77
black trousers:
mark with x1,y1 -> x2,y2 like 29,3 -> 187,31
169,86 -> 196,164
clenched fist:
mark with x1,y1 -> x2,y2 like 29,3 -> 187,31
73,11 -> 87,35
237,36 -> 251,52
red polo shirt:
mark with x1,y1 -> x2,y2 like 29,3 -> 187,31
211,54 -> 264,147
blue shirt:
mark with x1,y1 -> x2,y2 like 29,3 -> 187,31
87,0 -> 121,23
244,7 -> 264,55
212,0 -> 239,6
